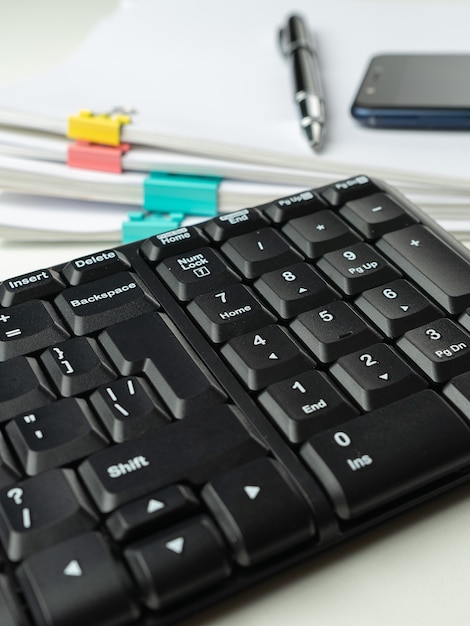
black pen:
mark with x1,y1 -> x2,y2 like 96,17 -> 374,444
279,14 -> 326,152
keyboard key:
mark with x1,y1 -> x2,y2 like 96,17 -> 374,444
319,175 -> 380,206
0,468 -> 97,561
330,343 -> 427,411
301,390 -> 470,519
0,268 -> 64,307
290,301 -> 380,363
259,370 -> 358,444
355,279 -> 442,338
443,371 -> 470,417
90,376 -> 170,443
0,434 -> 20,489
458,307 -> 470,333
125,515 -> 231,610
202,458 -> 315,566
0,356 -> 55,422
106,484 -> 199,542
397,318 -> 470,383
0,575 -> 27,626
141,225 -> 208,262
99,312 -> 226,418
317,242 -> 400,296
188,283 -> 276,343
377,224 -> 470,314
221,227 -> 302,279
55,272 -> 158,335
62,249 -> 131,285
156,246 -> 240,301
259,188 -> 325,223
221,324 -> 314,390
282,210 -> 361,258
6,398 -> 108,476
203,207 -> 268,241
339,192 -> 416,239
0,299 -> 69,361
254,262 -> 340,319
17,531 -> 139,626
79,405 -> 266,513
40,337 -> 116,397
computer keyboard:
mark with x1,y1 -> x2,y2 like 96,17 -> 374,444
1,174 -> 470,625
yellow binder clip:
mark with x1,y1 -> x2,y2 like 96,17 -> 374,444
67,109 -> 131,146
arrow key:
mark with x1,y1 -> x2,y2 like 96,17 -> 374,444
330,343 -> 427,411
202,458 -> 315,566
221,324 -> 314,390
124,515 -> 231,610
17,531 -> 139,626
106,484 -> 199,542
254,262 -> 340,319
356,279 -> 442,338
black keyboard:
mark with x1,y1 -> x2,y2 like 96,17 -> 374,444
1,174 -> 470,626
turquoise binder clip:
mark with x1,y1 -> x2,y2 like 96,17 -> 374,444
122,173 -> 221,243
122,211 -> 184,244
143,172 -> 221,217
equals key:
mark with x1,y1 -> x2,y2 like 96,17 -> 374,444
0,300 -> 69,361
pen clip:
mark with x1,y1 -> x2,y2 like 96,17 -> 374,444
279,14 -> 314,57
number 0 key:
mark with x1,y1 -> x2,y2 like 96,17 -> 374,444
301,390 -> 470,520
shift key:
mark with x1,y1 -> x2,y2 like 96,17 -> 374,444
79,405 -> 266,512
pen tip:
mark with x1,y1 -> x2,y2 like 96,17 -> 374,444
304,121 -> 324,153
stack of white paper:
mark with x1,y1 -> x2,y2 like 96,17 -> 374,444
1,0 -> 470,240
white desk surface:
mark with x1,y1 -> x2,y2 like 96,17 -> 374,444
1,2 -> 470,625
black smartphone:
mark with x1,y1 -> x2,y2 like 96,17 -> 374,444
351,54 -> 470,129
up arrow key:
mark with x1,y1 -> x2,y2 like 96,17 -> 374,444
64,560 -> 82,577
165,537 -> 185,555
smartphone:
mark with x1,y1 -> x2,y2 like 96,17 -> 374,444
351,54 -> 470,128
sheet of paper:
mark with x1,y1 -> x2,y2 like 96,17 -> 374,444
0,0 -> 469,188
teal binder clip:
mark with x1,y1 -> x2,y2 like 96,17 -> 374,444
122,173 -> 221,243
143,172 -> 221,217
122,211 -> 184,243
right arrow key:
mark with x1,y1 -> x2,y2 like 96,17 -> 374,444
201,458 -> 315,567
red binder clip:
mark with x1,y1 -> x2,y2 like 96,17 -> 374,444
67,141 -> 130,173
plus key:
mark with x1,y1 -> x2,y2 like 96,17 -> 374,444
377,225 -> 470,314
0,300 -> 69,361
